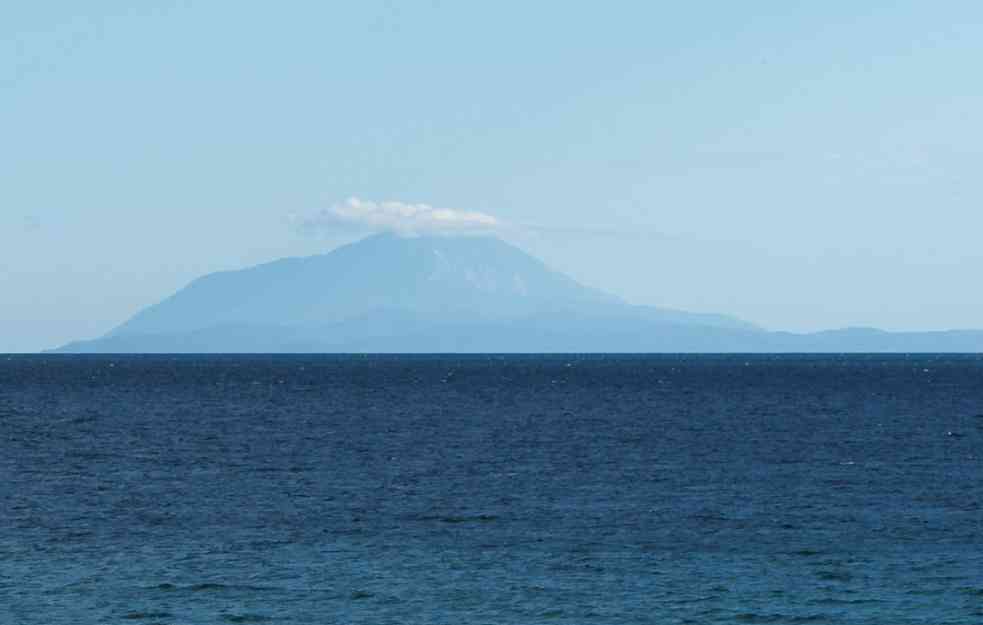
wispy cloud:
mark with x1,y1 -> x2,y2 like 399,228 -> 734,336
291,198 -> 501,236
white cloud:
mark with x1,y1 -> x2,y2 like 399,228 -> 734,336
291,197 -> 501,236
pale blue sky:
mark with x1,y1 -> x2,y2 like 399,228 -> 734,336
3,1 -> 982,351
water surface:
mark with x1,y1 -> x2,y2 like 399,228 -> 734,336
2,354 -> 982,623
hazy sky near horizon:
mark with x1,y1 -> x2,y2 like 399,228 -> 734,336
3,2 -> 983,352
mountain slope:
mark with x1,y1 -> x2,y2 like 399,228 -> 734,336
52,234 -> 982,353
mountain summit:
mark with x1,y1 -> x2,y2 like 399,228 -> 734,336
114,233 -> 624,335
54,233 -> 983,353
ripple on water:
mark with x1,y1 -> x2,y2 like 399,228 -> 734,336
122,612 -> 173,621
222,615 -> 273,624
150,582 -> 279,594
734,613 -> 830,624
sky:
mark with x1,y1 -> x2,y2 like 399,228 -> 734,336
2,1 -> 982,352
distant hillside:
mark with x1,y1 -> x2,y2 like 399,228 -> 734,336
52,234 -> 983,353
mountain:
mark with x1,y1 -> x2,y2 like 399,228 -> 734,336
53,233 -> 983,353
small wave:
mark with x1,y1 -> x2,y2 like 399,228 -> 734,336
123,611 -> 174,620
735,613 -> 829,623
811,597 -> 879,606
152,582 -> 277,593
417,514 -> 499,524
690,512 -> 730,522
816,570 -> 853,582
671,595 -> 717,604
789,549 -> 822,557
350,590 -> 374,600
222,615 -> 273,623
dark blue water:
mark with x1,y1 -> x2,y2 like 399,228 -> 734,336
2,355 -> 983,624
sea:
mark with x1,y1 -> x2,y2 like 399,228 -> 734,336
2,354 -> 982,624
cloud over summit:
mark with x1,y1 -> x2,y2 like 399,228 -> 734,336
293,198 -> 500,236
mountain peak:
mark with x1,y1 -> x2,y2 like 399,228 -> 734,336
106,233 -> 619,339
